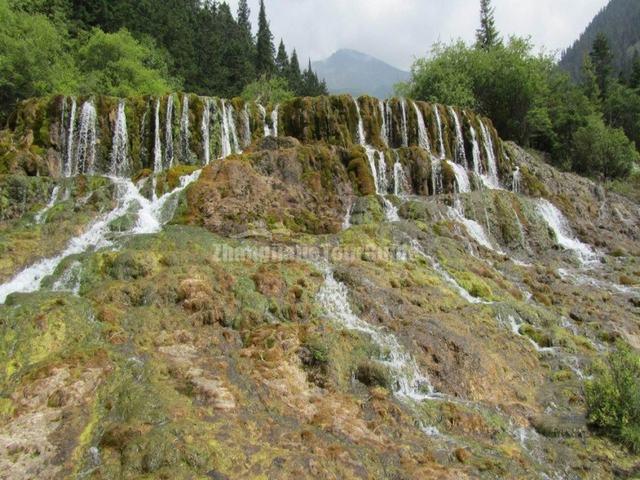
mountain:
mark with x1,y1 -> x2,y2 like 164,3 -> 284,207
312,49 -> 410,98
2,93 -> 640,478
560,0 -> 640,80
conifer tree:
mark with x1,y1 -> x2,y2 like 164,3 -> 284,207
630,53 -> 640,89
255,0 -> 275,77
275,39 -> 289,76
475,0 -> 501,50
581,55 -> 601,102
287,49 -> 302,93
590,32 -> 614,98
237,0 -> 251,38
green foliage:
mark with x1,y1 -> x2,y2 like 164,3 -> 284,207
241,76 -> 294,105
0,0 -> 78,113
590,33 -> 614,99
276,39 -> 290,77
77,28 -> 178,97
585,344 -> 640,452
603,81 -> 640,149
571,115 -> 639,179
255,0 -> 275,77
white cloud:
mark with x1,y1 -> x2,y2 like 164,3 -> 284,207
224,0 -> 609,70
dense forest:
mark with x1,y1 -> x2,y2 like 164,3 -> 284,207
0,0 -> 327,122
398,0 -> 640,181
560,0 -> 640,81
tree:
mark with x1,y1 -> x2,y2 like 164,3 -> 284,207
241,75 -> 294,104
630,53 -> 640,89
475,0 -> 500,50
275,39 -> 289,76
287,49 -> 302,93
590,33 -> 614,99
581,55 -> 601,102
255,0 -> 275,77
236,0 -> 251,39
571,115 -> 638,179
76,28 -> 179,97
0,0 -> 78,118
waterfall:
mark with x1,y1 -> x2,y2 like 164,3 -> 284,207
180,95 -> 190,161
110,100 -> 129,177
385,101 -> 393,146
220,100 -> 232,158
0,170 -> 201,304
512,167 -> 521,194
379,100 -> 389,147
413,102 -> 431,152
165,95 -> 175,168
271,105 -> 279,138
433,105 -> 446,160
353,98 -> 398,221
201,98 -> 211,165
317,266 -> 434,400
63,98 -> 77,178
242,104 -> 252,148
34,186 -> 60,224
448,160 -> 471,193
74,101 -> 97,175
400,98 -> 409,147
153,99 -> 163,173
449,107 -> 468,169
410,240 -> 488,304
258,103 -> 270,137
536,199 -> 596,263
479,121 -> 500,189
227,103 -> 241,154
468,118 -> 483,176
393,154 -> 408,197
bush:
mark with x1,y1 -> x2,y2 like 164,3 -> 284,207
241,75 -> 294,105
585,343 -> 640,452
571,115 -> 639,179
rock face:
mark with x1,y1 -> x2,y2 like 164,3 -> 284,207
0,93 -> 639,479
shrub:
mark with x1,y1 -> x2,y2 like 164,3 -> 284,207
585,343 -> 640,452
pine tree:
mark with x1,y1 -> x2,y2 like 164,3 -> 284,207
581,55 -> 601,102
255,0 -> 275,77
590,32 -> 614,98
236,0 -> 251,38
275,39 -> 289,76
287,49 -> 302,94
475,0 -> 501,50
630,53 -> 640,89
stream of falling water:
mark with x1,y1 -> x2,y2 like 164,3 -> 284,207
413,101 -> 431,152
165,95 -> 175,168
449,107 -> 467,169
75,101 -> 97,175
0,171 -> 201,304
201,98 -> 211,165
110,100 -> 129,177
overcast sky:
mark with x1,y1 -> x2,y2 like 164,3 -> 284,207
224,0 -> 610,70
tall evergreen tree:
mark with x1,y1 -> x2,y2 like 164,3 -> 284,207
630,53 -> 640,89
287,49 -> 302,93
236,0 -> 251,38
275,39 -> 289,76
475,0 -> 500,50
255,0 -> 275,77
590,32 -> 614,98
581,55 -> 601,102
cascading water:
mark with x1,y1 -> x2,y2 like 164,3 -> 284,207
353,98 -> 399,221
0,170 -> 202,304
400,99 -> 409,148
479,121 -> 500,189
449,107 -> 468,169
317,265 -> 434,400
34,186 -> 61,224
227,103 -> 241,153
512,167 -> 521,194
448,161 -> 471,193
385,101 -> 393,146
165,95 -> 175,168
180,95 -> 190,161
393,153 -> 408,198
433,105 -> 446,160
74,101 -> 97,175
153,99 -> 163,173
467,118 -> 483,177
242,105 -> 252,148
379,100 -> 389,147
110,100 -> 129,177
257,103 -> 271,137
271,105 -> 279,138
220,100 -> 232,159
63,98 -> 77,178
413,101 -> 431,152
536,199 -> 596,263
201,98 -> 211,165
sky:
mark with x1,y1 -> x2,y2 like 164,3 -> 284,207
224,0 -> 610,71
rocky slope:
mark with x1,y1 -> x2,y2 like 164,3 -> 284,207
0,94 -> 639,479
